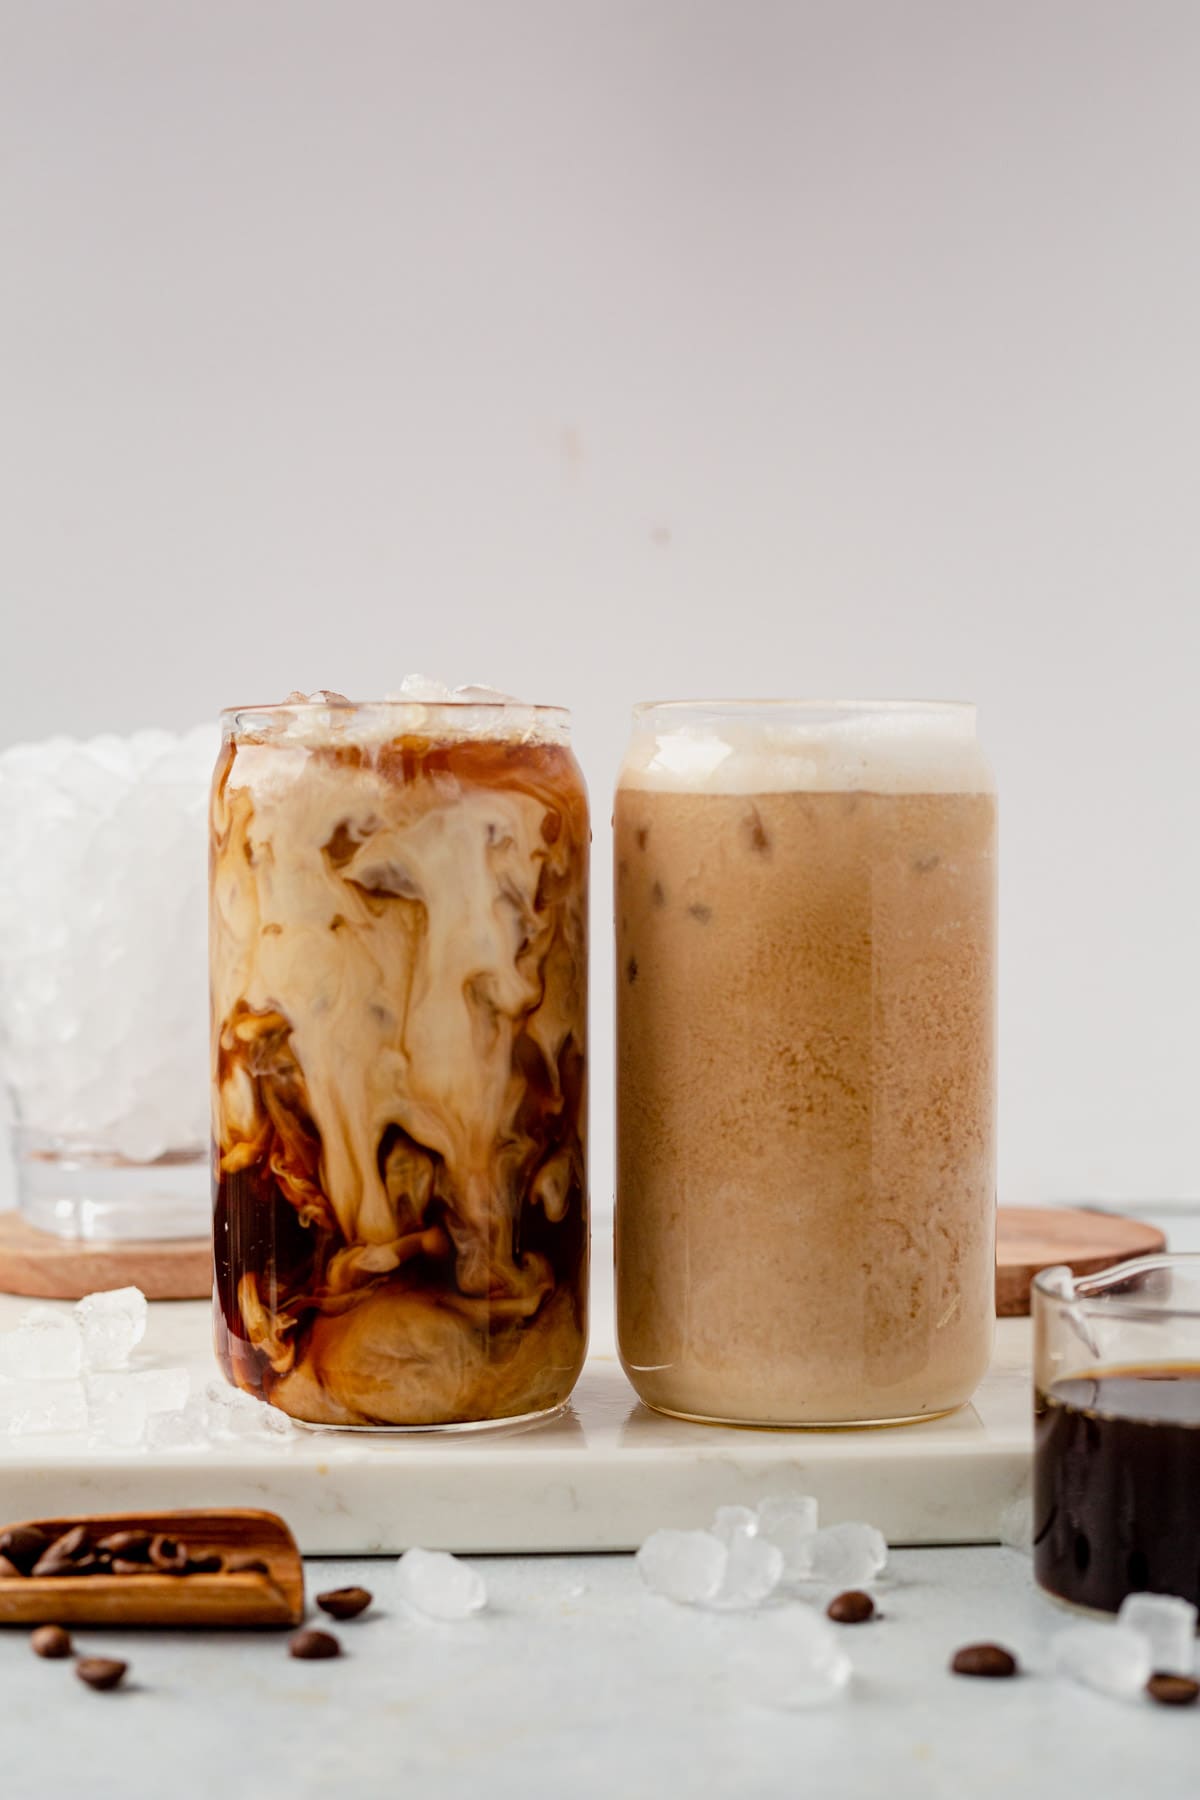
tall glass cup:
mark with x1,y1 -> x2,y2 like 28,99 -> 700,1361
210,696 -> 589,1428
615,700 -> 997,1426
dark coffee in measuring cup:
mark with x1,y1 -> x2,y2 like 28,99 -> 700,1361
1034,1364 -> 1200,1612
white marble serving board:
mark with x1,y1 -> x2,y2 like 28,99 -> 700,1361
0,1279 -> 1032,1554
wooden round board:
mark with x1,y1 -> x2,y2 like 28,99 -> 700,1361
0,1212 -> 212,1301
996,1204 -> 1166,1317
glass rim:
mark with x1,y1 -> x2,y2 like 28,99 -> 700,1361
220,698 -> 570,721
1032,1252 -> 1200,1322
631,697 -> 977,719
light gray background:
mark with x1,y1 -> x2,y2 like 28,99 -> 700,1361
2,0 -> 1198,1210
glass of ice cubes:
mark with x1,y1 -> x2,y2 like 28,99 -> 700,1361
0,724 -> 217,1239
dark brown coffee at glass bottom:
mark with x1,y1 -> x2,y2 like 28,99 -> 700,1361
1034,1365 -> 1200,1611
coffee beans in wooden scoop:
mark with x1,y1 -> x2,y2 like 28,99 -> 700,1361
950,1643 -> 1019,1678
96,1531 -> 153,1562
148,1534 -> 189,1574
316,1586 -> 372,1621
227,1555 -> 270,1575
289,1628 -> 340,1660
1147,1673 -> 1200,1708
31,1625 -> 72,1659
76,1657 -> 128,1692
826,1590 -> 875,1624
0,1526 -> 50,1575
31,1526 -> 89,1578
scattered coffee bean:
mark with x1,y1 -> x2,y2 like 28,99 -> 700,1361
827,1590 -> 875,1624
0,1555 -> 24,1579
316,1586 -> 373,1621
96,1531 -> 153,1561
31,1625 -> 72,1659
950,1643 -> 1019,1678
289,1628 -> 340,1660
1147,1673 -> 1200,1708
75,1657 -> 128,1692
227,1556 -> 269,1576
0,1527 -> 50,1575
32,1526 -> 90,1578
185,1555 -> 224,1576
148,1534 -> 189,1574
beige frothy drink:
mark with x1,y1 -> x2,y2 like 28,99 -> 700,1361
210,693 -> 588,1428
615,702 -> 996,1425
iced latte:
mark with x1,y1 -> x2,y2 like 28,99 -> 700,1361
210,694 -> 588,1427
615,701 -> 996,1426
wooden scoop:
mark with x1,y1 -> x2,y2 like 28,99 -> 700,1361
0,1508 -> 304,1628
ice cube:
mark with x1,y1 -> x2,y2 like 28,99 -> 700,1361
136,1366 -> 191,1414
1052,1623 -> 1153,1698
1117,1594 -> 1197,1678
712,1505 -> 760,1545
636,1529 -> 728,1605
711,1527 -> 784,1610
396,1547 -> 487,1621
87,1373 -> 149,1448
735,1607 -> 853,1709
75,1287 -> 148,1371
756,1495 -> 820,1578
804,1521 -> 887,1588
0,1377 -> 88,1435
395,675 -> 455,703
0,1308 -> 83,1380
451,684 -> 521,704
204,1380 -> 294,1438
146,1398 -> 209,1450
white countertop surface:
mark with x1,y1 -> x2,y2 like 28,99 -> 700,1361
5,1201 -> 1197,1796
2,1543 -> 1196,1800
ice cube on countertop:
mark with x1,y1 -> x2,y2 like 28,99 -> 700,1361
397,1547 -> 487,1621
1117,1593 -> 1197,1678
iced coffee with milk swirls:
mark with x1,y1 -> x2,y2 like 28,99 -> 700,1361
615,701 -> 996,1427
210,690 -> 588,1428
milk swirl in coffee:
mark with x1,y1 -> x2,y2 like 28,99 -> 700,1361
615,701 -> 996,1426
210,693 -> 588,1427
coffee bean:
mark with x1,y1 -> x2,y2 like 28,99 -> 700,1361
185,1555 -> 224,1575
75,1657 -> 128,1692
111,1559 -> 154,1576
227,1555 -> 269,1576
31,1526 -> 90,1577
31,1625 -> 72,1659
96,1531 -> 153,1561
0,1527 -> 51,1575
289,1628 -> 340,1660
316,1586 -> 372,1621
950,1643 -> 1019,1678
148,1534 -> 189,1573
826,1590 -> 875,1624
1147,1673 -> 1200,1707
0,1555 -> 24,1579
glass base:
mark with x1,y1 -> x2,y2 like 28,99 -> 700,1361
641,1397 -> 965,1430
291,1401 -> 569,1437
15,1136 -> 209,1241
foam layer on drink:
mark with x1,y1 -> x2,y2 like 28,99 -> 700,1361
210,704 -> 588,1426
619,702 -> 993,795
